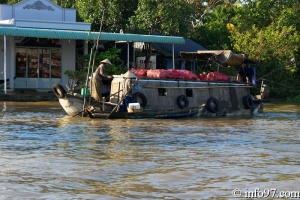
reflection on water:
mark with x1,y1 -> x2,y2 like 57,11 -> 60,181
0,101 -> 299,199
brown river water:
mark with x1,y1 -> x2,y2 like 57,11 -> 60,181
0,101 -> 299,199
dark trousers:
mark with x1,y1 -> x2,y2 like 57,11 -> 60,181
122,96 -> 132,112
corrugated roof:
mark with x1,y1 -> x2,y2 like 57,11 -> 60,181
152,38 -> 206,57
0,26 -> 185,44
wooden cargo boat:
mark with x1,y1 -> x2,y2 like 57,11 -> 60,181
53,50 -> 269,119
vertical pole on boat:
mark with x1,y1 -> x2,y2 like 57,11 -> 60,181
133,43 -> 135,68
172,44 -> 175,69
3,35 -> 7,94
127,42 -> 130,70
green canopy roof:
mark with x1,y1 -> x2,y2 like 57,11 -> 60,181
0,26 -> 185,44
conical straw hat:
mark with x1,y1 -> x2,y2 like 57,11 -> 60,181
100,59 -> 112,65
122,70 -> 136,78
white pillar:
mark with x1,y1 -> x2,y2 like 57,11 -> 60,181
172,44 -> 175,69
132,43 -> 135,68
127,42 -> 130,70
4,35 -> 6,94
10,37 -> 15,91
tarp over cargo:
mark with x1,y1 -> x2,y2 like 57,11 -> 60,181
180,50 -> 256,67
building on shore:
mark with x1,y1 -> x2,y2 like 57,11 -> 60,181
0,0 -> 91,92
0,0 -> 184,93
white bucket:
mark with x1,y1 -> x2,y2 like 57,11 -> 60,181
128,103 -> 140,110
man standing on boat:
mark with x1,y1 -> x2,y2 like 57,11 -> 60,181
91,59 -> 112,101
237,61 -> 254,84
121,71 -> 137,112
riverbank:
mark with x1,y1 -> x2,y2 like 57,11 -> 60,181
0,90 -> 58,102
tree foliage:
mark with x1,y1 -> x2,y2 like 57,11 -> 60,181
227,0 -> 300,98
127,0 -> 193,36
74,0 -> 103,30
75,0 -> 138,32
76,47 -> 127,76
189,4 -> 235,49
126,0 -> 195,68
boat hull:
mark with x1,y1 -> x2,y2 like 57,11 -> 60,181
54,77 -> 268,119
58,94 -> 85,116
86,108 -> 199,119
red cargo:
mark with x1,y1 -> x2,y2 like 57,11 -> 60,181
147,69 -> 169,79
206,72 -> 230,81
199,73 -> 207,80
131,68 -> 148,77
168,69 -> 199,80
181,70 -> 199,80
168,69 -> 180,79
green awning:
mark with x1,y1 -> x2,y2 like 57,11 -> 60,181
0,26 -> 185,44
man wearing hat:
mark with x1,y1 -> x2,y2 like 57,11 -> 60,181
121,71 -> 136,112
91,59 -> 112,101
94,58 -> 112,79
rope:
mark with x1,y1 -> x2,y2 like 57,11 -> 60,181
80,8 -> 105,116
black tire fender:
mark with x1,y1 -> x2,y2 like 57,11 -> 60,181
132,92 -> 147,107
52,84 -> 66,99
243,95 -> 254,109
177,95 -> 189,109
206,97 -> 219,113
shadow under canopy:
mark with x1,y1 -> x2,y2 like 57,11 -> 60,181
180,50 -> 257,67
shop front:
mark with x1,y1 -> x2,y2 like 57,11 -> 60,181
15,44 -> 62,89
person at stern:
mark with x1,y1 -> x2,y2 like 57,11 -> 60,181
237,60 -> 254,84
90,59 -> 112,101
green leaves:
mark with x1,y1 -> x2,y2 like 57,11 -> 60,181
127,0 -> 192,36
221,0 -> 300,98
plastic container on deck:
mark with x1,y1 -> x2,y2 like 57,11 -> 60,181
127,103 -> 143,113
81,87 -> 90,96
